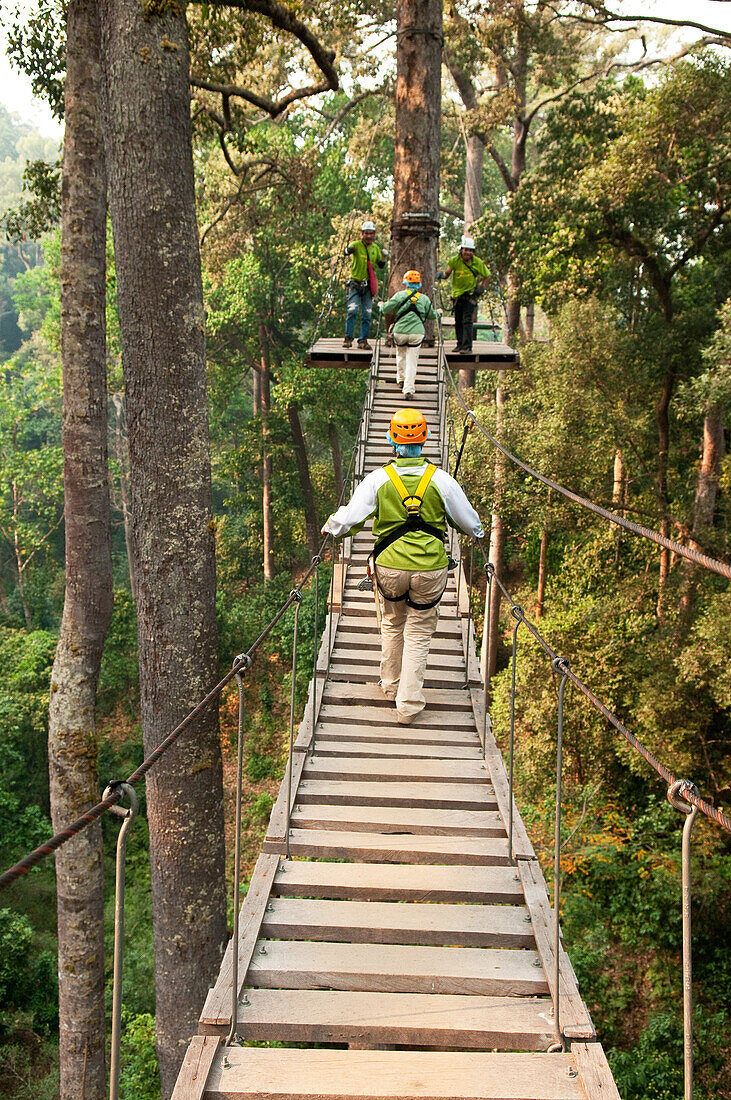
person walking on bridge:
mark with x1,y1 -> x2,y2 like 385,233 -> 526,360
322,407 -> 483,724
343,220 -> 387,350
436,235 -> 489,353
381,271 -> 438,400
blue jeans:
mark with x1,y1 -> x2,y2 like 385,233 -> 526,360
345,281 -> 373,341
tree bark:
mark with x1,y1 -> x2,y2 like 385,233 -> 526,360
389,0 -> 442,310
47,3 -> 112,1097
259,326 -> 275,580
536,526 -> 550,618
681,403 -> 725,619
287,401 -> 319,559
328,421 -> 344,503
111,393 -> 136,598
656,367 -> 677,617
100,3 -> 227,1093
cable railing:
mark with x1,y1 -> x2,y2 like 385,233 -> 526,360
432,314 -> 730,1097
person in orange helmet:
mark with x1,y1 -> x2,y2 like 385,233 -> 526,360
322,407 -> 483,724
381,271 -> 438,399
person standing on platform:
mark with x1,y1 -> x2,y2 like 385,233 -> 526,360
321,407 -> 483,725
381,271 -> 438,400
436,235 -> 489,353
343,220 -> 387,350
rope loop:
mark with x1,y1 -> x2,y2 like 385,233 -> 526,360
510,604 -> 525,623
289,589 -> 304,603
311,554 -> 322,567
668,778 -> 700,816
102,781 -> 139,820
484,561 -> 495,581
233,653 -> 253,672
552,656 -> 570,676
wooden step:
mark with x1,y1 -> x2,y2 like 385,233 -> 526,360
175,1043 -> 620,1099
328,664 -> 466,689
302,757 -> 488,784
322,682 -> 473,711
248,938 -> 547,996
264,828 -> 510,864
317,703 -> 476,729
313,720 -> 479,746
272,859 -> 525,903
297,778 -> 495,808
290,804 -> 504,835
202,988 -> 555,1049
308,738 -> 483,759
258,897 -> 533,948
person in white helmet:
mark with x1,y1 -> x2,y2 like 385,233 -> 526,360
436,235 -> 489,353
343,220 -> 388,350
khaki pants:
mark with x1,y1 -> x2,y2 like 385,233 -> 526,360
393,332 -> 423,395
375,565 -> 448,720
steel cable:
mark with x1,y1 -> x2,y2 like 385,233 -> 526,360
442,358 -> 731,581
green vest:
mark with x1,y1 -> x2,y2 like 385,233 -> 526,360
373,459 -> 447,571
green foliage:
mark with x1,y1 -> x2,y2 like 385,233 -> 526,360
2,160 -> 61,243
0,909 -> 57,1030
118,1010 -> 160,1100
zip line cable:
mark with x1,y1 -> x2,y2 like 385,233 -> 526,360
441,357 -> 731,580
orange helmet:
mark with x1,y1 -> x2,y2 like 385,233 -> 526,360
403,269 -> 422,285
388,407 -> 429,445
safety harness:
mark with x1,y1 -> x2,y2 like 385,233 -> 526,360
371,462 -> 448,611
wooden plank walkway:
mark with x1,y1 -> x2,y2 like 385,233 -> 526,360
306,338 -> 520,370
172,352 -> 620,1100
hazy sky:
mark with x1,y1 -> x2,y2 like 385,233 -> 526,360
0,0 -> 730,143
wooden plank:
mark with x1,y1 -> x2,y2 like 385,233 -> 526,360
201,988 -> 555,1050
517,860 -> 596,1041
318,704 -> 472,730
170,1034 -> 219,1100
322,685 -> 473,714
571,1042 -> 622,1098
306,738 -> 483,759
290,804 -> 504,836
297,779 -> 496,808
264,828 -> 510,865
302,756 -> 489,783
330,651 -> 466,670
470,686 -> 536,862
204,1048 -> 583,1099
248,939 -> 548,996
265,751 -> 306,843
313,720 -> 479,747
259,897 -> 534,948
271,859 -> 525,904
199,853 -> 280,1028
328,664 -> 457,689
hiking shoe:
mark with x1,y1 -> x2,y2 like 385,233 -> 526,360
396,710 -> 417,725
403,391 -> 415,401
358,339 -> 371,350
378,680 -> 397,702
343,336 -> 353,348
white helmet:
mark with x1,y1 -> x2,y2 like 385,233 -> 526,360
361,220 -> 376,232
460,235 -> 475,250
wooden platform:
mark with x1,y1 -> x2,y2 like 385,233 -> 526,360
306,337 -> 519,369
172,357 -> 619,1100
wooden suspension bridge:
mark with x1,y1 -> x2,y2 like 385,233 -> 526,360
172,345 -> 621,1100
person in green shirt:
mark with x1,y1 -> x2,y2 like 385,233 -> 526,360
343,220 -> 387,350
436,234 -> 489,353
381,270 -> 438,399
322,407 -> 483,724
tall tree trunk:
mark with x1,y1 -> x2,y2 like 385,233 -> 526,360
0,573 -> 9,616
681,403 -> 725,620
535,526 -> 550,618
480,375 -> 507,686
47,3 -> 112,1097
287,401 -> 319,559
458,132 -> 484,391
656,367 -> 677,617
252,363 -> 261,417
389,0 -> 442,313
328,421 -> 344,503
259,327 -> 275,580
100,3 -> 227,1093
111,393 -> 136,598
612,447 -> 625,567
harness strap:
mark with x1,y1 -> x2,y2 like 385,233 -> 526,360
372,462 -> 447,608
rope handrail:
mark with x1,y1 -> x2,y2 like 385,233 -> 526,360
473,543 -> 731,834
441,356 -> 731,581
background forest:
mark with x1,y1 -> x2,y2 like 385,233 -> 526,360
0,1 -> 729,1098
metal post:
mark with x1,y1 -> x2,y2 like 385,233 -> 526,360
464,540 -> 474,688
508,606 -> 524,864
551,656 -> 570,1050
285,593 -> 302,859
311,558 -> 320,740
227,659 -> 251,1044
104,781 -> 139,1100
668,779 -> 700,1100
482,562 -> 494,753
